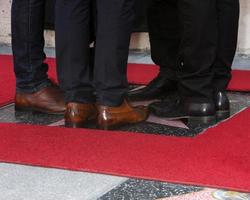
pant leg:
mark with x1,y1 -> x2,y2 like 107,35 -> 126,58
94,0 -> 135,106
11,0 -> 50,93
55,0 -> 95,104
212,0 -> 240,92
148,0 -> 180,80
90,0 -> 97,44
178,0 -> 217,103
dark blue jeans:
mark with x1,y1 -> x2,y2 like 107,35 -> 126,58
11,0 -> 51,93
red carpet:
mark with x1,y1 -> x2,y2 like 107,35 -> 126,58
1,54 -> 250,106
0,108 -> 249,192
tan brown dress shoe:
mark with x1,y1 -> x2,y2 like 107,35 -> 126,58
15,85 -> 66,114
65,102 -> 98,128
97,100 -> 149,130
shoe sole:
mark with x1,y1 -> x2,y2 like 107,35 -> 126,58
98,117 -> 148,131
151,111 -> 217,125
65,121 -> 85,128
216,110 -> 230,121
15,106 -> 65,115
149,108 -> 189,120
65,118 -> 97,129
188,115 -> 217,125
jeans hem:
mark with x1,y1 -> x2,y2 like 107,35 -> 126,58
16,79 -> 52,93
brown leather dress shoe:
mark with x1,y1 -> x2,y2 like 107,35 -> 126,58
65,102 -> 98,128
97,100 -> 148,130
15,85 -> 66,114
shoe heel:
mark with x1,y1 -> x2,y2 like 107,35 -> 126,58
216,110 -> 230,121
98,124 -> 109,130
65,121 -> 85,128
188,115 -> 216,125
15,105 -> 32,112
65,116 -> 97,128
98,121 -> 114,130
15,106 -> 38,116
98,119 -> 118,130
15,106 -> 62,115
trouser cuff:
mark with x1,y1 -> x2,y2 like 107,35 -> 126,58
65,90 -> 96,104
159,66 -> 177,81
16,78 -> 52,93
96,90 -> 127,107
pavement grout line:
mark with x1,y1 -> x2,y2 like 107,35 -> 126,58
0,103 -> 14,110
48,119 -> 65,127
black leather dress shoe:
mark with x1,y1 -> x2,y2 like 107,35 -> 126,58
148,93 -> 183,119
186,102 -> 216,124
128,75 -> 177,101
214,91 -> 230,120
149,96 -> 216,125
15,82 -> 66,114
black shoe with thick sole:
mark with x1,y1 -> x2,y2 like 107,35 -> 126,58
214,91 -> 230,121
186,102 -> 216,125
149,96 -> 216,125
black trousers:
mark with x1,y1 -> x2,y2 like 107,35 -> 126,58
55,0 -> 135,106
148,0 -> 239,102
11,0 -> 50,93
213,0 -> 240,91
